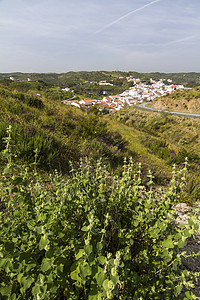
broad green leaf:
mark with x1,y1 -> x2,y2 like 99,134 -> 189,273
17,273 -> 23,283
24,263 -> 37,272
50,285 -> 59,294
39,236 -> 49,250
188,219 -> 194,227
0,258 -> 8,268
58,232 -> 65,238
163,238 -> 174,249
75,249 -> 85,260
102,279 -> 109,292
162,249 -> 169,258
46,248 -> 54,259
41,258 -> 51,272
70,263 -> 81,281
88,294 -> 98,300
96,270 -> 105,287
39,284 -> 47,294
10,293 -> 17,300
5,261 -> 12,273
55,263 -> 64,274
12,262 -> 21,274
110,274 -> 119,286
185,291 -> 195,299
21,276 -> 34,291
183,229 -> 191,238
96,242 -> 103,252
178,239 -> 187,248
81,226 -> 89,232
108,280 -> 115,290
0,285 -> 12,296
32,283 -> 47,297
84,244 -> 93,256
97,256 -> 105,265
80,262 -> 92,277
70,270 -> 81,282
175,284 -> 182,296
32,285 -> 40,297
88,251 -> 95,263
37,273 -> 45,285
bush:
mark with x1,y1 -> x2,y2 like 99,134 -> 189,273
0,128 -> 200,299
180,174 -> 200,205
14,92 -> 44,109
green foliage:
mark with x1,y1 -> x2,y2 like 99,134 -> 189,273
0,86 -> 131,174
151,85 -> 200,114
0,72 -> 131,99
0,88 -> 44,109
168,87 -> 200,102
141,137 -> 172,160
1,71 -> 200,89
0,128 -> 200,299
112,106 -> 200,202
180,174 -> 200,205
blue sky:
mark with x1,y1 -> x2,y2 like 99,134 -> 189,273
0,0 -> 200,73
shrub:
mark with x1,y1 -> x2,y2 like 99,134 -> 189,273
0,127 -> 200,299
24,95 -> 44,109
180,174 -> 200,205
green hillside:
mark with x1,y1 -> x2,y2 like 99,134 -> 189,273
1,70 -> 200,99
150,86 -> 200,114
1,74 -> 200,299
0,78 -> 200,203
0,82 -> 131,174
108,106 -> 200,204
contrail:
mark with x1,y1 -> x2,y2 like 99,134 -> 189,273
90,0 -> 161,37
165,35 -> 198,45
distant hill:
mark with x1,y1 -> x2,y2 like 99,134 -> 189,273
150,86 -> 200,114
1,70 -> 200,90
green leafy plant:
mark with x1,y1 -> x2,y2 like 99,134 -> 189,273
0,128 -> 200,299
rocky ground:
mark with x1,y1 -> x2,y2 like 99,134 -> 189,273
174,203 -> 200,298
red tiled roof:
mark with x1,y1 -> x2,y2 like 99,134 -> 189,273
83,99 -> 93,103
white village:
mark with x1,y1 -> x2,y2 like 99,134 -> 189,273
62,76 -> 186,113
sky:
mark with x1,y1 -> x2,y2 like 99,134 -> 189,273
0,0 -> 200,73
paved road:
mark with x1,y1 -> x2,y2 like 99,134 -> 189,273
137,102 -> 200,118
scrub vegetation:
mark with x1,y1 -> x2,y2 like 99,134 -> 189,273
0,128 -> 200,299
0,74 -> 200,299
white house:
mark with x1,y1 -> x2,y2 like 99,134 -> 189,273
79,99 -> 94,106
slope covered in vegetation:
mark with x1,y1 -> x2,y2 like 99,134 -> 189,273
0,78 -> 200,203
0,82 -> 131,174
1,135 -> 200,299
1,73 -> 200,299
1,71 -> 200,100
150,86 -> 200,114
109,106 -> 200,204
